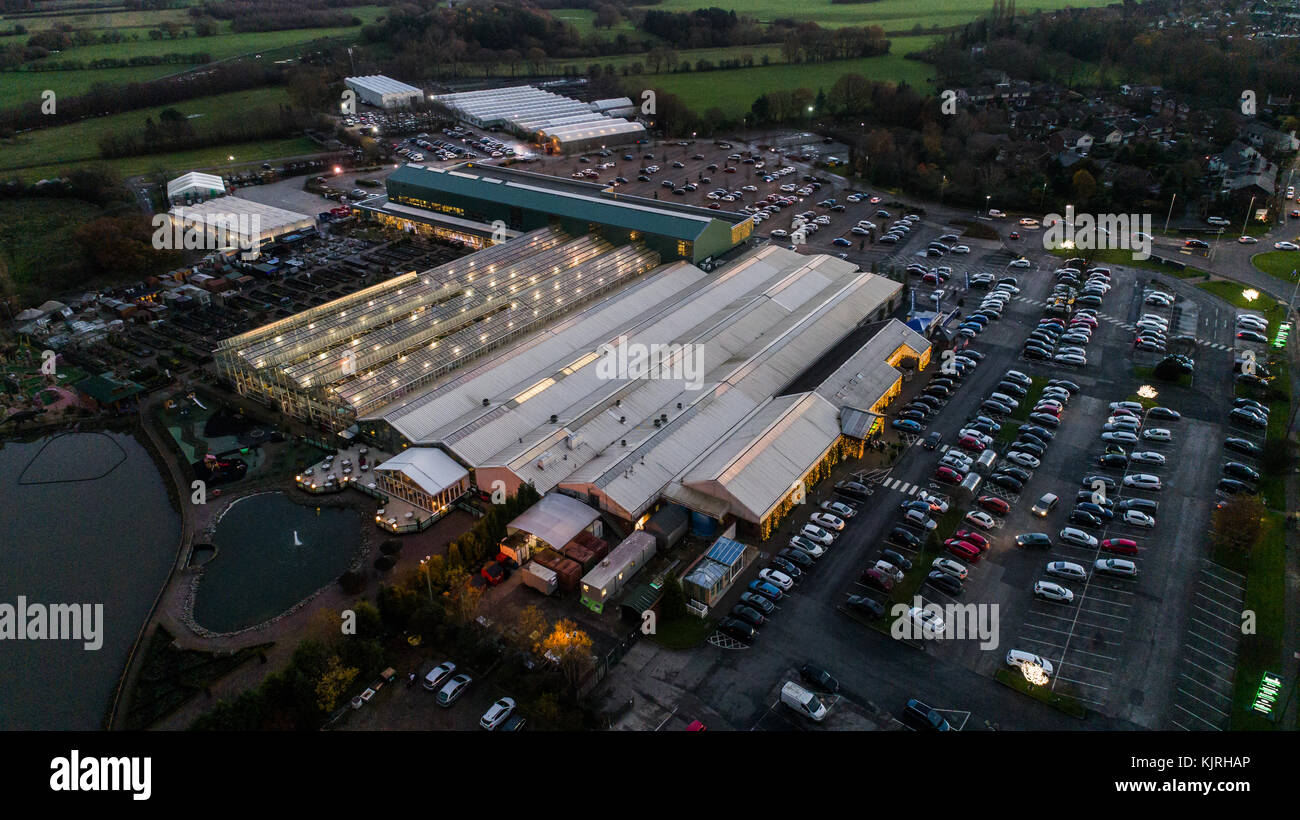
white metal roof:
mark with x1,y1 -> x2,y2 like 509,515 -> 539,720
345,75 -> 422,96
168,196 -> 313,243
506,492 -> 600,551
682,392 -> 841,523
581,530 -> 655,591
167,171 -> 225,199
373,447 -> 468,496
813,319 -> 930,410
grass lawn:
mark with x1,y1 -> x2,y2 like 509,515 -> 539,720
641,0 -> 1117,31
994,667 -> 1088,718
125,625 -> 273,730
1226,513 -> 1287,729
550,7 -> 651,41
1196,279 -> 1287,313
625,41 -> 937,119
0,85 -> 299,173
1250,250 -> 1300,283
649,614 -> 716,650
7,135 -> 318,182
1007,378 -> 1045,423
0,64 -> 199,103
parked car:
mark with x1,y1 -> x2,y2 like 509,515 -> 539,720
436,673 -> 473,707
1045,561 -> 1088,582
480,697 -> 517,730
1094,558 -> 1138,578
1034,580 -> 1074,603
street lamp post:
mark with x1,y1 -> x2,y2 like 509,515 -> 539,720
985,194 -> 991,216
420,555 -> 433,602
1163,193 -> 1177,235
1241,195 -> 1256,237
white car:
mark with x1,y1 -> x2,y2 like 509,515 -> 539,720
1206,216 -> 1230,226
1059,527 -> 1098,548
1238,235 -> 1259,244
1123,510 -> 1156,528
1123,473 -> 1162,490
1095,558 -> 1139,578
436,673 -> 473,706
951,245 -> 971,254
932,557 -> 968,580
422,661 -> 457,691
788,536 -> 826,557
1006,649 -> 1055,678
480,697 -> 516,730
906,606 -> 946,638
940,453 -> 974,472
903,509 -> 938,531
965,510 -> 997,531
1101,431 -> 1139,444
916,490 -> 951,513
759,567 -> 794,590
1006,451 -> 1041,468
810,511 -> 846,531
874,560 -> 904,584
1130,451 -> 1165,466
1008,258 -> 1032,268
1045,561 -> 1088,582
801,524 -> 835,545
1141,428 -> 1172,442
958,429 -> 995,447
1019,218 -> 1040,227
820,500 -> 857,519
770,228 -> 788,237
1034,580 -> 1074,603
1110,401 -> 1144,413
1274,241 -> 1299,251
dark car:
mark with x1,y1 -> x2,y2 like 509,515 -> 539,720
835,480 -> 872,501
982,400 -> 1015,416
1015,532 -> 1052,549
1148,406 -> 1181,421
846,595 -> 886,619
1217,478 -> 1252,495
922,431 -> 943,450
800,664 -> 840,693
888,527 -> 922,549
1116,497 -> 1158,514
1069,509 -> 1102,528
1224,437 -> 1262,456
880,548 -> 914,571
778,548 -> 814,569
1229,408 -> 1267,429
1075,501 -> 1113,519
1019,424 -> 1055,441
996,381 -> 1028,397
1028,412 -> 1061,428
747,580 -> 783,602
738,591 -> 776,616
731,604 -> 766,627
1223,461 -> 1261,482
1010,439 -> 1045,458
989,473 -> 1024,492
1000,465 -> 1031,483
1082,474 -> 1117,492
902,699 -> 951,731
718,617 -> 756,642
1023,346 -> 1052,361
1049,379 -> 1080,393
1098,453 -> 1129,469
926,571 -> 963,596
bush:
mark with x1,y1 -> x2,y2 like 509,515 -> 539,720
338,570 -> 365,595
380,539 -> 402,556
374,555 -> 395,571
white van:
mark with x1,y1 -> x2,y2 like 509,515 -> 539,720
781,681 -> 828,721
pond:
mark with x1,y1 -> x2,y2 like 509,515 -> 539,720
193,492 -> 361,633
0,432 -> 180,730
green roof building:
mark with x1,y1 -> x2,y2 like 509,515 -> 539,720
366,163 -> 754,265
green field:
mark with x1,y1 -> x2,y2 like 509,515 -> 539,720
634,0 -> 1120,31
6,135 -> 318,183
0,64 -> 193,104
1251,250 -> 1300,283
621,36 -> 937,118
0,85 -> 294,173
551,7 -> 650,41
0,196 -> 105,292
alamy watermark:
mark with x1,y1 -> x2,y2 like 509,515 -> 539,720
890,597 -> 999,650
1042,206 -> 1152,261
595,335 -> 705,390
151,212 -> 262,260
0,596 -> 103,650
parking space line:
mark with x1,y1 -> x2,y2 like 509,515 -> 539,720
1177,672 -> 1233,701
1174,702 -> 1224,729
1180,654 -> 1236,686
1176,687 -> 1231,718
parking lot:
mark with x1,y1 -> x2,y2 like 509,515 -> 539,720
1166,559 -> 1246,730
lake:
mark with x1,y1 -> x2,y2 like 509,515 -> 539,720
0,432 -> 180,730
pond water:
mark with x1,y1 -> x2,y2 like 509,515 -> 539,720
0,432 -> 180,730
193,492 -> 360,633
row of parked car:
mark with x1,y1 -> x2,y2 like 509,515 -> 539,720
1220,396 -> 1270,496
421,662 -> 523,730
717,496 -> 863,643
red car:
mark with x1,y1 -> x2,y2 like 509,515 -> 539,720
1032,404 -> 1062,417
860,567 -> 896,592
953,529 -> 990,551
1009,231 -> 1020,240
481,561 -> 510,586
945,540 -> 981,562
1101,538 -> 1139,555
957,435 -> 986,453
978,495 -> 1010,515
934,466 -> 964,484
